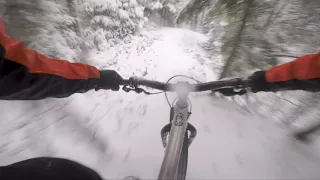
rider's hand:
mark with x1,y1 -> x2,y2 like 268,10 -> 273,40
248,71 -> 270,93
95,70 -> 123,91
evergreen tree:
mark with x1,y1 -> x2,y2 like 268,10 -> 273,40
177,0 -> 280,78
77,0 -> 146,51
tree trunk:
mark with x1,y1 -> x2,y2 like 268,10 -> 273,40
219,0 -> 253,79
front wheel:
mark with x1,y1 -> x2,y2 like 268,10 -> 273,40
175,131 -> 188,180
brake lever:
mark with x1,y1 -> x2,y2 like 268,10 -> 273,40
220,77 -> 252,89
214,88 -> 247,96
122,86 -> 151,95
122,86 -> 132,93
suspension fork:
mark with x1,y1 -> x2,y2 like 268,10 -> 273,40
160,106 -> 197,148
158,96 -> 190,180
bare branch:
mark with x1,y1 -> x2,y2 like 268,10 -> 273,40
271,54 -> 299,59
262,1 -> 290,31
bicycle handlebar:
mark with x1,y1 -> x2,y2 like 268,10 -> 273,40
122,78 -> 173,91
121,76 -> 252,92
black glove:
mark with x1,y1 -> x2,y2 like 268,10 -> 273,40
248,71 -> 271,93
95,70 -> 123,91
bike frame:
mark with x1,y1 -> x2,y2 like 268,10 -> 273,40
122,77 -> 249,180
157,93 -> 190,180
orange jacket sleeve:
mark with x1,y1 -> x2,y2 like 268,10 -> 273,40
266,53 -> 320,82
0,17 -> 101,100
264,53 -> 320,92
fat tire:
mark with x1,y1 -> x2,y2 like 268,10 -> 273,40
175,131 -> 188,180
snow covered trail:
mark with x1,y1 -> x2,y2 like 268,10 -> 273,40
1,27 -> 320,179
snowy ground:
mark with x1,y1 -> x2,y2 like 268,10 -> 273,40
1,27 -> 320,179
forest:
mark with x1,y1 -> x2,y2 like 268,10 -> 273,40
0,0 -> 320,179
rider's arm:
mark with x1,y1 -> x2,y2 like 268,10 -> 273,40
265,53 -> 320,91
0,18 -> 101,100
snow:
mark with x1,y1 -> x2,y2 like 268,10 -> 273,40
119,9 -> 130,20
1,27 -> 320,179
150,1 -> 163,10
